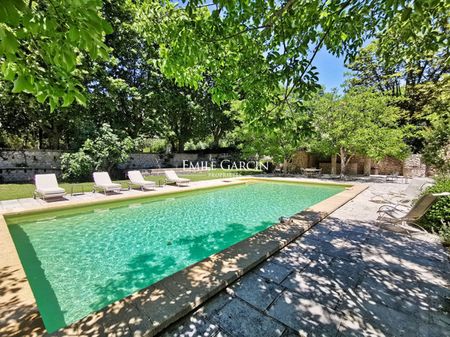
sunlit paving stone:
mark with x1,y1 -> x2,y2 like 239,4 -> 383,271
255,260 -> 292,284
267,290 -> 341,336
163,181 -> 449,337
211,298 -> 285,337
230,272 -> 283,311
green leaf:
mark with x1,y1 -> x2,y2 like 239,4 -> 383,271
49,97 -> 58,112
74,91 -> 87,106
2,62 -> 16,81
62,93 -> 75,107
67,27 -> 80,42
2,30 -> 19,54
0,0 -> 23,26
12,75 -> 32,93
62,49 -> 77,72
36,92 -> 48,104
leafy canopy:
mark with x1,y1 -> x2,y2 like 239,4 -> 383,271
308,89 -> 408,170
345,38 -> 449,151
2,0 -> 449,116
235,92 -> 311,170
421,76 -> 450,174
0,0 -> 112,110
133,0 -> 450,117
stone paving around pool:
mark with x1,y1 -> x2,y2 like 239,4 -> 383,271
0,179 -> 244,214
0,177 -> 361,337
158,182 -> 450,337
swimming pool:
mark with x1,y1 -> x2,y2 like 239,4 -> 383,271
6,181 -> 344,332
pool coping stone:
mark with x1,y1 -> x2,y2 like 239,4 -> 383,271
0,177 -> 367,337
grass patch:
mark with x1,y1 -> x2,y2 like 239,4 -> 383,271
0,170 -> 260,201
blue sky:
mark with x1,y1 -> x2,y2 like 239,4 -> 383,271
312,48 -> 347,92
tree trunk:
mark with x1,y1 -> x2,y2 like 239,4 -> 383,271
170,140 -> 176,153
212,132 -> 220,149
38,128 -> 43,149
331,154 -> 337,175
363,158 -> 371,176
283,158 -> 288,175
339,148 -> 347,178
51,124 -> 60,149
177,140 -> 185,153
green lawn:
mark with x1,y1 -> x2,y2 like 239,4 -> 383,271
0,169 -> 260,201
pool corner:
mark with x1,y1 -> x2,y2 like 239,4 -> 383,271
0,178 -> 368,337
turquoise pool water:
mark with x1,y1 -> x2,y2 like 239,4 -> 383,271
7,181 -> 343,332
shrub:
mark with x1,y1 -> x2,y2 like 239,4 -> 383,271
61,124 -> 135,182
420,175 -> 450,245
60,151 -> 93,182
138,138 -> 167,153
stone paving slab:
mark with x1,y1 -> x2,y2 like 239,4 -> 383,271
230,272 -> 283,311
254,260 -> 292,284
212,298 -> 286,337
159,182 -> 449,337
267,290 -> 341,336
0,178 -> 366,337
1,179 -> 447,337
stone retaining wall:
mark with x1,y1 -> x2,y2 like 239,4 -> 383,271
0,149 -> 237,183
0,149 -> 63,183
402,154 -> 427,177
0,148 -> 432,183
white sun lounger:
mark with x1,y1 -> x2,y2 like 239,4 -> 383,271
34,174 -> 66,200
93,172 -> 122,195
164,170 -> 190,186
128,170 -> 156,191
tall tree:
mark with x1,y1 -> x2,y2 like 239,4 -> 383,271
421,76 -> 450,173
236,93 -> 311,173
346,39 -> 449,151
309,89 -> 408,176
191,79 -> 234,149
83,0 -> 163,139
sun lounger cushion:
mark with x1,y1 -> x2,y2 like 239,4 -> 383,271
98,183 -> 121,189
128,171 -> 156,188
34,174 -> 66,198
164,170 -> 190,184
36,187 -> 66,195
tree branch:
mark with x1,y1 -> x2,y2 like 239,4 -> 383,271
283,0 -> 352,101
206,0 -> 298,43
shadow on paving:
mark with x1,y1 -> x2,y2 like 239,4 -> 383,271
0,266 -> 46,337
39,213 -> 318,336
159,217 -> 450,337
1,213 -> 448,337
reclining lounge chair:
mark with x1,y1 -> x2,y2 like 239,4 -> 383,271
164,170 -> 190,186
128,170 -> 156,191
34,174 -> 66,200
93,172 -> 122,195
377,192 -> 450,231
